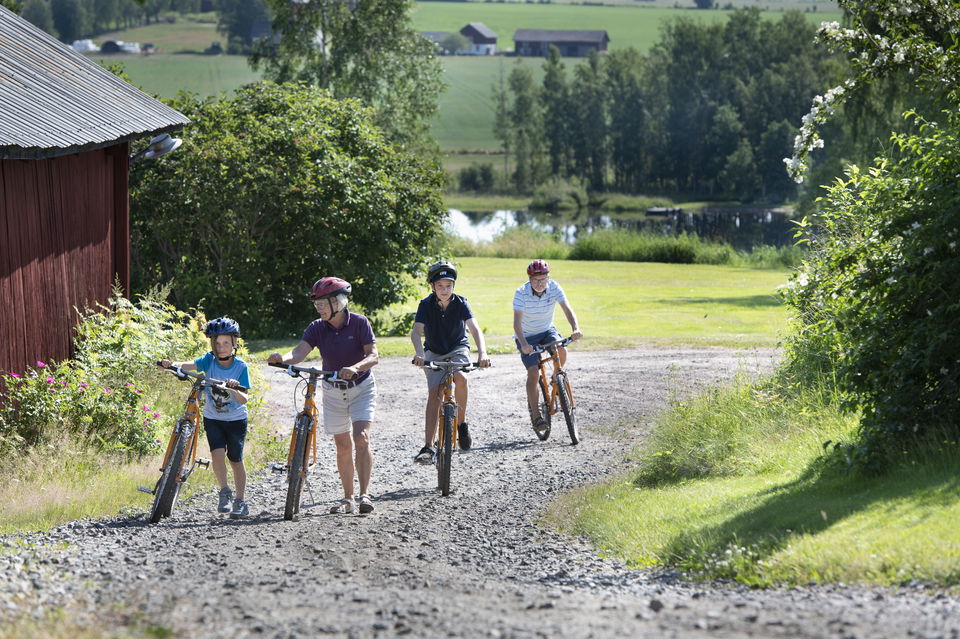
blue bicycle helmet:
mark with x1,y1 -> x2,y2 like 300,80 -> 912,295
204,316 -> 240,338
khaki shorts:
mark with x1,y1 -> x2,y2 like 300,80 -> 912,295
321,375 -> 376,435
423,347 -> 470,389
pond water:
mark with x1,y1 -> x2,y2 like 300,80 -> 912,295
447,207 -> 796,251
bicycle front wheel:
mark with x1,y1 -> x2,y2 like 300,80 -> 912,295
556,372 -> 580,445
150,421 -> 191,523
437,404 -> 454,496
536,376 -> 552,441
285,414 -> 311,520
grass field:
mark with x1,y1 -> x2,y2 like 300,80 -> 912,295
247,257 -> 791,361
411,3 -> 841,53
89,53 -> 262,98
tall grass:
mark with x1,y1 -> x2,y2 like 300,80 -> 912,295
447,226 -> 571,259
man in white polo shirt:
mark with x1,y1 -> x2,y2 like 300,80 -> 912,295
513,259 -> 582,436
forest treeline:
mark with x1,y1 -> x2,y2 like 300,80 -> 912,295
492,9 -> 840,204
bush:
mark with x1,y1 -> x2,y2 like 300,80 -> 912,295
569,229 -> 733,264
0,285 -> 207,456
783,112 -> 960,471
449,226 -> 571,259
458,163 -> 496,192
530,180 -> 588,212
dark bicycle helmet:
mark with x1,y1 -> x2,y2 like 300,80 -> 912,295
310,276 -> 352,300
427,261 -> 457,283
204,316 -> 240,338
527,259 -> 550,275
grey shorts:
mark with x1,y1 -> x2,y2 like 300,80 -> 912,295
423,347 -> 470,389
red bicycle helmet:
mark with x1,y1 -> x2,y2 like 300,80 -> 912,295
527,259 -> 550,276
310,277 -> 352,300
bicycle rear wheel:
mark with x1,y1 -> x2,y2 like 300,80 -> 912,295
150,421 -> 191,523
437,404 -> 455,496
556,372 -> 580,445
536,376 -> 552,441
284,414 -> 311,520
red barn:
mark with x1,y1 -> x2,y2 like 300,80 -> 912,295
0,5 -> 189,376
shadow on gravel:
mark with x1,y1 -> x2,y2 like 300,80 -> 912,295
375,487 -> 438,503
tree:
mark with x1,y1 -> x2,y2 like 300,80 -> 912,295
783,0 -> 960,469
540,45 -> 573,179
569,52 -> 608,191
21,0 -> 55,35
439,32 -> 468,55
250,0 -> 443,154
216,0 -> 269,54
129,82 -> 447,337
500,63 -> 544,193
51,0 -> 89,41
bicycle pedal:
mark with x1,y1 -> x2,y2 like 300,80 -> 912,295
136,486 -> 154,495
195,458 -> 210,468
270,463 -> 288,475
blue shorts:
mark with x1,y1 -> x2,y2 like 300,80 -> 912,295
204,417 -> 248,462
516,327 -> 562,369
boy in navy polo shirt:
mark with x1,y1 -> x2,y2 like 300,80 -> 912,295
410,261 -> 490,464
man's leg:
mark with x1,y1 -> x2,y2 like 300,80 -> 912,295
526,365 -> 541,419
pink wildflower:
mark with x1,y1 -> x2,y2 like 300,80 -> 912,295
152,412 -> 160,418
103,388 -> 113,394
10,372 -> 21,378
35,361 -> 46,368
46,376 -> 55,384
79,382 -> 88,388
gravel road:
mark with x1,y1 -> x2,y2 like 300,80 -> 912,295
2,347 -> 959,638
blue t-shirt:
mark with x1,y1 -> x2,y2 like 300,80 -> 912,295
414,293 -> 474,355
194,352 -> 250,421
301,312 -> 376,382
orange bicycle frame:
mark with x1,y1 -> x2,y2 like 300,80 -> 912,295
536,343 -> 574,416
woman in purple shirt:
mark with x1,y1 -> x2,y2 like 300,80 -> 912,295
268,277 -> 379,514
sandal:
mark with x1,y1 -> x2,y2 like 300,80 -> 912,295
358,494 -> 374,514
329,498 -> 353,514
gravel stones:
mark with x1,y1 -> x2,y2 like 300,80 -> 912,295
2,348 -> 960,637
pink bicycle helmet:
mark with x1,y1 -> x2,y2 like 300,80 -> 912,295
310,277 -> 352,300
527,259 -> 550,276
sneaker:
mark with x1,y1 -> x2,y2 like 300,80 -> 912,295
532,416 -> 550,441
457,422 -> 472,451
414,446 -> 436,465
229,498 -> 248,519
217,487 -> 233,513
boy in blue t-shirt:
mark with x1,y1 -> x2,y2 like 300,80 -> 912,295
159,317 -> 251,519
410,261 -> 490,464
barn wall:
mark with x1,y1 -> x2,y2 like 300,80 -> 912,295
0,144 -> 129,376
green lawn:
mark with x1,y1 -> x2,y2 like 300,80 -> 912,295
247,257 -> 790,360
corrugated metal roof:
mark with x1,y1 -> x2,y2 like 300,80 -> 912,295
0,5 -> 189,160
513,29 -> 609,44
463,22 -> 497,40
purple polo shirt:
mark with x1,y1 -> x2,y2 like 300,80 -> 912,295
301,312 -> 375,382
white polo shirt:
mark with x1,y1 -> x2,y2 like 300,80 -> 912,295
513,280 -> 567,337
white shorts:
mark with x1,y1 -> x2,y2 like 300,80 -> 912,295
321,375 -> 376,435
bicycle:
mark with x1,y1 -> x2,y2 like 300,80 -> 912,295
531,336 -> 580,445
268,362 -> 341,520
419,360 -> 483,496
146,364 -> 248,524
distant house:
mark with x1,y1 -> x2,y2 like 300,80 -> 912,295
71,39 -> 97,52
513,29 -> 609,57
459,22 -> 497,55
0,5 -> 189,377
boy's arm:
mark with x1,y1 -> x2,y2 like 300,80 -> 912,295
267,340 -> 313,366
410,321 -> 426,365
465,317 -> 490,367
558,300 -> 583,340
513,310 -> 533,354
157,359 -> 198,372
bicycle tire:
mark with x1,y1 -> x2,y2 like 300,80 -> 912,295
437,404 -> 454,496
557,372 -> 580,445
150,422 -> 190,523
536,376 -> 552,441
284,414 -> 311,521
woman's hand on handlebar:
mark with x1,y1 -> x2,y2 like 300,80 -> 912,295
267,353 -> 283,365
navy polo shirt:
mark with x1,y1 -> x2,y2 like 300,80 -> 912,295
414,293 -> 474,355
301,312 -> 375,382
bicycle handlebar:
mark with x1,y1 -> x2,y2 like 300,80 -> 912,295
419,360 -> 486,372
531,336 -> 575,354
268,361 -> 343,383
156,362 -> 249,393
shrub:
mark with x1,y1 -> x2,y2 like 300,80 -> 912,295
569,228 -> 733,264
458,163 -> 496,192
0,285 -> 207,456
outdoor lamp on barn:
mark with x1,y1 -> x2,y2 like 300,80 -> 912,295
128,133 -> 182,166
